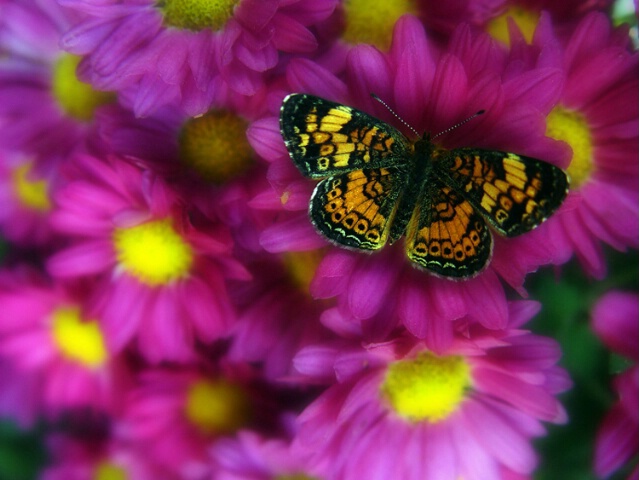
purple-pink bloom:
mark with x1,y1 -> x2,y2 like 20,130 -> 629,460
249,15 -> 569,348
47,152 -> 249,363
0,267 -> 131,416
0,0 -> 102,164
291,301 -> 571,480
592,290 -> 639,479
531,12 -> 639,278
58,0 -> 338,116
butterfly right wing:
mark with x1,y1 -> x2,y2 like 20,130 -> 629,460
280,94 -> 412,178
405,179 -> 493,278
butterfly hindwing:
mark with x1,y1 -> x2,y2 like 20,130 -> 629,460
280,94 -> 411,178
405,179 -> 493,278
309,167 -> 408,250
435,149 -> 569,237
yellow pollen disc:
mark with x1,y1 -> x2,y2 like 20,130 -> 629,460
11,163 -> 51,212
341,0 -> 418,50
113,218 -> 194,286
281,250 -> 324,293
52,54 -> 115,121
158,0 -> 239,31
94,462 -> 128,480
485,6 -> 540,46
184,379 -> 252,435
179,110 -> 254,184
51,306 -> 107,368
381,352 -> 471,423
546,106 -> 593,189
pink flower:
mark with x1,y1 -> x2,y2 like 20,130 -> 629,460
292,301 -> 571,480
591,291 -> 639,479
227,256 -> 330,380
0,0 -> 114,163
47,153 -> 249,363
114,364 -> 280,479
0,150 -> 60,247
249,16 -> 569,347
58,0 -> 338,116
531,13 -> 639,278
0,267 -> 131,416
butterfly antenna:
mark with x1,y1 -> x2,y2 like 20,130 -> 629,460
432,110 -> 485,140
370,93 -> 420,138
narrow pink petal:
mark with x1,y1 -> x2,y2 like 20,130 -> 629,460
47,241 -> 114,278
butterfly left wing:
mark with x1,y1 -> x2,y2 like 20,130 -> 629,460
280,94 -> 411,178
435,149 -> 569,237
309,166 -> 408,250
405,179 -> 493,278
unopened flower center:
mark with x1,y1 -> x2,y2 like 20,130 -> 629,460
546,106 -> 593,188
341,0 -> 418,50
485,6 -> 540,46
381,352 -> 470,423
52,54 -> 114,121
184,379 -> 252,435
94,462 -> 127,480
51,306 -> 107,368
158,0 -> 239,31
113,218 -> 194,286
179,110 -> 254,183
11,163 -> 51,212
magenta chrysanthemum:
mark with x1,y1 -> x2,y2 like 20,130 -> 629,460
530,12 -> 639,278
47,153 -> 249,363
249,16 -> 570,347
58,0 -> 338,116
292,301 -> 570,479
0,268 -> 129,416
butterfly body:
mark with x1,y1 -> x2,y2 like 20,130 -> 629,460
280,94 -> 568,278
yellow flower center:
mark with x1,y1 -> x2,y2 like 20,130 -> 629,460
158,0 -> 239,31
485,6 -> 540,46
11,163 -> 51,212
341,0 -> 418,50
51,306 -> 107,368
546,106 -> 593,189
179,110 -> 254,184
93,462 -> 128,480
381,352 -> 471,423
52,54 -> 115,121
281,250 -> 324,293
113,218 -> 194,286
184,379 -> 252,435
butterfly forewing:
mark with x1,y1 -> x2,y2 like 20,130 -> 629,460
281,94 -> 411,178
405,179 -> 493,278
309,167 -> 407,250
435,149 -> 568,237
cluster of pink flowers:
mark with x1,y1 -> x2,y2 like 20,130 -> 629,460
0,0 -> 636,479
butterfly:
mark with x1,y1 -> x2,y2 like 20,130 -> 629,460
279,93 -> 568,278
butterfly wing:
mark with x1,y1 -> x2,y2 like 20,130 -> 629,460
405,179 -> 493,278
309,167 -> 408,250
435,149 -> 569,237
281,94 -> 412,178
